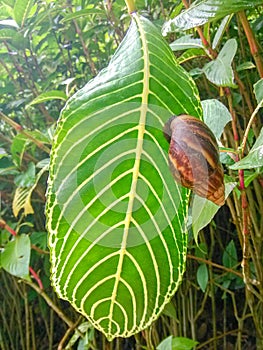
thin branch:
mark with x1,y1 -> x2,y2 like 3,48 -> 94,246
0,111 -> 51,154
124,0 -> 137,13
241,101 -> 263,156
238,11 -> 263,78
57,316 -> 84,350
22,279 -> 75,328
187,254 -> 243,279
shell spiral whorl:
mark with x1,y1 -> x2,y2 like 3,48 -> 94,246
164,114 -> 225,206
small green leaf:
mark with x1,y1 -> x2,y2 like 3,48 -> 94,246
157,336 -> 172,349
26,90 -> 67,108
197,264 -> 208,292
157,335 -> 198,350
1,234 -> 31,279
236,61 -> 256,72
212,15 -> 232,50
244,171 -> 259,187
195,243 -> 208,259
230,127 -> 263,169
177,48 -> 205,64
0,156 -> 19,176
202,99 -> 232,139
26,129 -> 51,144
9,31 -> 29,50
172,336 -> 199,349
61,8 -> 104,22
14,0 -> 35,27
162,300 -> 177,319
36,158 -> 50,169
192,181 -> 237,239
0,28 -> 16,40
254,78 -> 263,105
0,147 -> 8,160
13,164 -> 48,217
203,39 -> 238,88
65,322 -> 94,350
11,133 -> 28,167
223,240 -> 238,268
170,35 -> 204,51
30,231 -> 47,250
14,162 -> 36,187
0,19 -> 19,28
220,151 -> 235,166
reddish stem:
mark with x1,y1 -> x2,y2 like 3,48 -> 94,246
29,267 -> 44,290
0,220 -> 17,236
239,169 -> 245,190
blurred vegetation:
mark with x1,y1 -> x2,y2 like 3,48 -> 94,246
0,0 -> 263,349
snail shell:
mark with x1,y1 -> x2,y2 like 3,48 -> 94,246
163,114 -> 225,206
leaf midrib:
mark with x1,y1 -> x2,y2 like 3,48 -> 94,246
107,13 -> 150,334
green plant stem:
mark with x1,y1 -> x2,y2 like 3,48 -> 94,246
66,0 -> 97,75
57,316 -> 84,350
73,19 -> 97,76
0,111 -> 51,154
238,11 -> 263,78
24,287 -> 30,350
124,0 -> 137,13
22,279 -> 76,329
181,0 -> 216,58
29,267 -> 43,290
241,101 -> 263,156
0,133 -> 39,164
197,329 -> 240,349
31,244 -> 49,255
3,41 -> 54,124
225,89 -> 239,147
187,254 -> 243,279
105,0 -> 124,43
45,2 -> 74,78
29,306 -> 36,350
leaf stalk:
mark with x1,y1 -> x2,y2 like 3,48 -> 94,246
124,0 -> 137,14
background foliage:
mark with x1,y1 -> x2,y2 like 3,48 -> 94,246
0,0 -> 263,349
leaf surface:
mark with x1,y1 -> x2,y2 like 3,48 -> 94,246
27,90 -> 67,107
1,234 -> 31,279
254,78 -> 263,105
163,0 -> 263,32
202,99 -> 232,139
46,14 -> 202,340
203,39 -> 237,88
14,0 -> 35,27
230,127 -> 263,169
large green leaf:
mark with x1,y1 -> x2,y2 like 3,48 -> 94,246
163,0 -> 263,32
46,14 -> 202,340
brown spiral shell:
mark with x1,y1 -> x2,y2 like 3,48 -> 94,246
163,114 -> 225,206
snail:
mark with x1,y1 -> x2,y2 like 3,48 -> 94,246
163,114 -> 225,206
